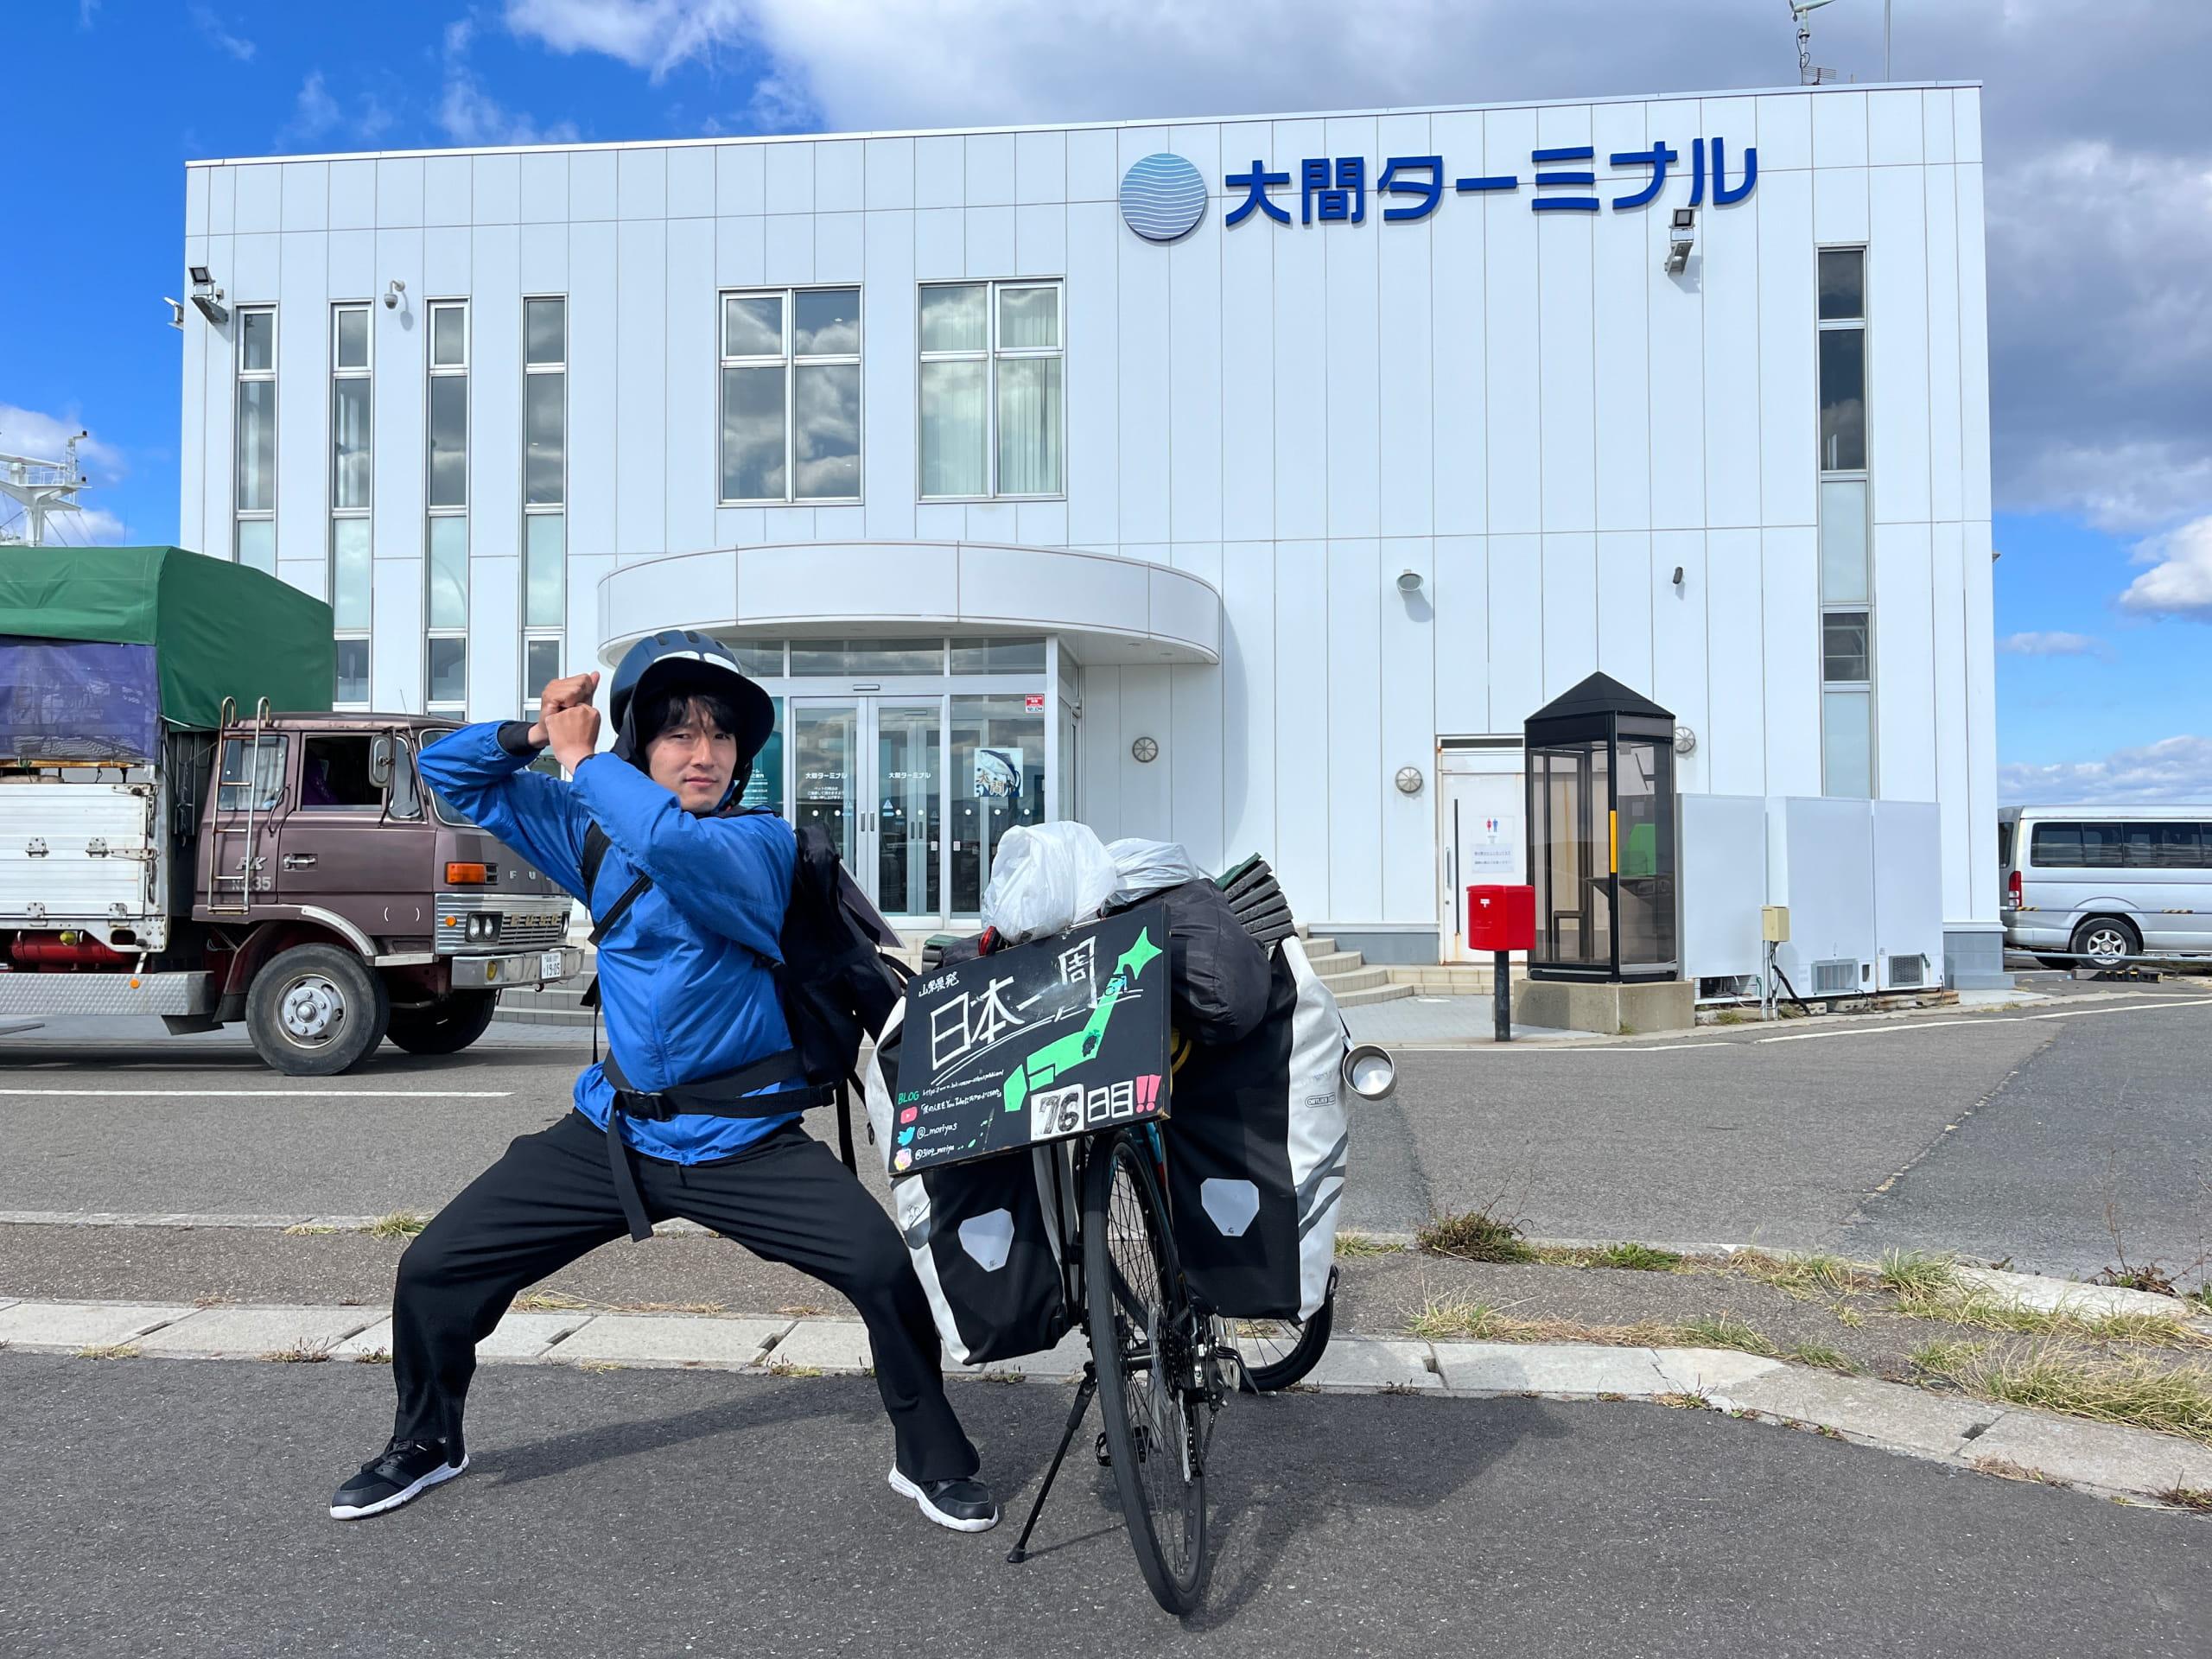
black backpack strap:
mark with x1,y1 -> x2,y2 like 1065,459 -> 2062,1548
578,823 -> 651,1046
598,1048 -> 818,1241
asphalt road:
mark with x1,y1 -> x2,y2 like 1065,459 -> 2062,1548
2,1354 -> 2202,1658
3,994 -> 2209,1278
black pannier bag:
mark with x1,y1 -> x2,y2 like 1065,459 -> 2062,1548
863,1002 -> 1072,1367
1160,935 -> 1349,1322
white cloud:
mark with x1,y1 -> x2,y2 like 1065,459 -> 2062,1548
2120,515 -> 2212,620
0,404 -> 125,485
2000,735 -> 2212,804
1999,631 -> 2111,658
189,3 -> 256,62
283,71 -> 397,147
497,0 -> 2212,548
442,17 -> 580,148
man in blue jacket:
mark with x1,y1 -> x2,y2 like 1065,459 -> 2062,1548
329,632 -> 994,1532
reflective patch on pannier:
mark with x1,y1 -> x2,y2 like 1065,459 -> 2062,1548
959,1209 -> 1016,1272
1199,1179 -> 1262,1237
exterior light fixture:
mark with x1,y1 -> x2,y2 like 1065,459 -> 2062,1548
1395,569 -> 1424,595
188,266 -> 228,327
1665,207 -> 1696,274
1395,766 -> 1425,795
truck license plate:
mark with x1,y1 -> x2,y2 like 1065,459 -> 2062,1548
541,950 -> 566,982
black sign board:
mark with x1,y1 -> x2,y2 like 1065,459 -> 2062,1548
890,903 -> 1172,1175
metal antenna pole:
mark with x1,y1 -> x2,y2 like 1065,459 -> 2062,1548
1885,0 -> 1893,79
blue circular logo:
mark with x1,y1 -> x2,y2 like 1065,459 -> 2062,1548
1119,152 -> 1208,243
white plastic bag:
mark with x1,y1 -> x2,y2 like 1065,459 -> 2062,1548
981,822 -> 1119,943
1106,837 -> 1203,907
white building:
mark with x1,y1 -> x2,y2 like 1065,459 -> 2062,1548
180,81 -> 2000,983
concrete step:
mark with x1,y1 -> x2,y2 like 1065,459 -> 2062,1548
1383,964 -> 1513,995
1300,937 -> 1337,957
1315,964 -> 1393,996
1303,950 -> 1364,976
1333,981 -> 1414,1007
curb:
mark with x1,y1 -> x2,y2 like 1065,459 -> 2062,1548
3,1296 -> 2206,1510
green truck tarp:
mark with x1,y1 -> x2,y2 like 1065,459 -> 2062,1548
0,546 -> 333,729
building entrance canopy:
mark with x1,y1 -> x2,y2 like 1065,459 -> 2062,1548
598,543 -> 1223,670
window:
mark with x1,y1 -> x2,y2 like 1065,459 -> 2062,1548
524,296 -> 567,712
330,304 -> 372,707
719,287 -> 861,503
1817,248 -> 1872,798
299,735 -> 385,810
426,301 -> 468,715
217,734 -> 288,812
2035,820 -> 2212,870
918,282 -> 1063,499
234,307 -> 276,574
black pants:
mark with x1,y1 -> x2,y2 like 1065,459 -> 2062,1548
389,1112 -> 978,1484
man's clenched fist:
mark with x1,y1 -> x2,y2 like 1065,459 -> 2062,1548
526,671 -> 601,750
543,702 -> 601,773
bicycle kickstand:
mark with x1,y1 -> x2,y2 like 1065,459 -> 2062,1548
1006,1361 -> 1099,1566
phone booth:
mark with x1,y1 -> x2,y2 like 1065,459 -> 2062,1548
1523,672 -> 1680,983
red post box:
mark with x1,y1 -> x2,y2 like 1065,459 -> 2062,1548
1466,884 -> 1535,953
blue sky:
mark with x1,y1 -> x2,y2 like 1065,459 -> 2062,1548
7,0 -> 2209,800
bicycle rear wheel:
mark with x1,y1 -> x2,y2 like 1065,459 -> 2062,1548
1083,1130 -> 1210,1615
1238,1267 -> 1338,1392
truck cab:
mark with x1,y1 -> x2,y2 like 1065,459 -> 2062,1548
192,712 -> 578,1070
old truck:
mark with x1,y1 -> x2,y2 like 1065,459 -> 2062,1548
0,545 -> 580,1074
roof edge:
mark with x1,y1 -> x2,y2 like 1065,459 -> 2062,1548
186,80 -> 1983,168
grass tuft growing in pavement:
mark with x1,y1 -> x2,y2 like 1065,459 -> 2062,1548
512,1290 -> 589,1313
1334,1230 -> 1401,1258
367,1211 -> 431,1240
1674,1313 -> 1779,1357
282,1223 -> 340,1236
1595,1242 -> 1685,1272
1719,1249 -> 1864,1300
1877,1249 -> 1961,1299
1913,1340 -> 2212,1446
1969,1455 -> 2069,1489
353,1349 -> 392,1365
262,1344 -> 333,1363
1788,1344 -> 1858,1375
1416,1209 -> 1535,1264
2156,1484 -> 2212,1513
75,1343 -> 138,1359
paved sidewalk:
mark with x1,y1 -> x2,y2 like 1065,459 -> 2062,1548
5,1294 -> 2206,1509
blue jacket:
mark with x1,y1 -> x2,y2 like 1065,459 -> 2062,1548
417,722 -> 801,1161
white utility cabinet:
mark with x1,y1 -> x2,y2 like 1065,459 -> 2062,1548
1872,800 -> 1945,990
1767,797 -> 1878,998
1679,793 -> 1768,985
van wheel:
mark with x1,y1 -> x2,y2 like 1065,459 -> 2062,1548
2069,918 -> 2139,970
385,992 -> 498,1056
246,944 -> 391,1076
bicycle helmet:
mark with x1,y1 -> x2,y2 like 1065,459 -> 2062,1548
606,629 -> 776,798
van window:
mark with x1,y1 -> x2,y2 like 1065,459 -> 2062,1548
1998,821 -> 2015,869
2030,823 -> 2078,866
2139,821 -> 2208,869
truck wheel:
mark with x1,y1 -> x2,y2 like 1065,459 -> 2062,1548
385,991 -> 499,1056
246,944 -> 391,1076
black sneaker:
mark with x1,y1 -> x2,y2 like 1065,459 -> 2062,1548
888,1467 -> 1000,1533
329,1437 -> 469,1520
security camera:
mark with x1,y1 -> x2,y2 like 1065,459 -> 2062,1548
384,278 -> 406,310
1665,207 -> 1696,274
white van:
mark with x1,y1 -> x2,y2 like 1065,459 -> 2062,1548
1999,804 -> 2212,967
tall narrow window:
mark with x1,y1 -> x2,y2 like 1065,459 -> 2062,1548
233,307 -> 276,574
919,281 -> 1063,499
523,296 -> 568,715
1817,248 -> 1872,798
426,300 -> 468,717
330,304 -> 372,708
718,287 -> 861,504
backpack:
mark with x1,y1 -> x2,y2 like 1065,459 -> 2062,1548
578,809 -> 908,1179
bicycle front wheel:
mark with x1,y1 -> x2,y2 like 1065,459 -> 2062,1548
1083,1131 -> 1210,1614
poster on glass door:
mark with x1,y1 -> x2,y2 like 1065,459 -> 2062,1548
972,747 -> 1024,803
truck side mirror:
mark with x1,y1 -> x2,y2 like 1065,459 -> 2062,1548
368,737 -> 394,790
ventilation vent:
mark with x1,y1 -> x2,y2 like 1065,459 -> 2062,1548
1811,959 -> 1858,996
1887,953 -> 1926,988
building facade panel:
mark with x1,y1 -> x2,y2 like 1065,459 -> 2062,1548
181,83 -> 1999,975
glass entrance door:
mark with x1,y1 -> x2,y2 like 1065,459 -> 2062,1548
873,702 -> 942,918
783,690 -> 1048,925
